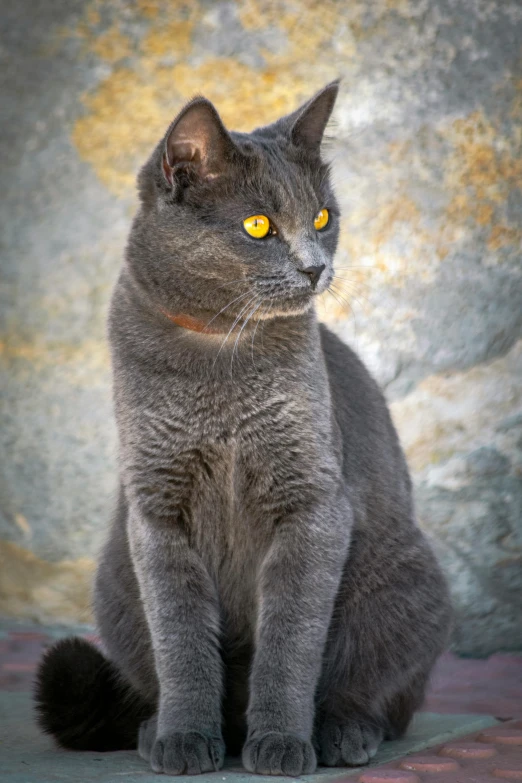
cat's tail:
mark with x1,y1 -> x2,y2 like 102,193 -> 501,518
34,636 -> 154,751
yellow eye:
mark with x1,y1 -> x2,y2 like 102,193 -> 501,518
314,208 -> 329,231
243,215 -> 271,239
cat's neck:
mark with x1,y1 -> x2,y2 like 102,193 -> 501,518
122,266 -> 318,343
114,266 -> 322,372
160,310 -> 228,335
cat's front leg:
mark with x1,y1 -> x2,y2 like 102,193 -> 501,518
243,498 -> 351,776
128,509 -> 225,776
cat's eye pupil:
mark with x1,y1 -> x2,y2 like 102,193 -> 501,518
243,215 -> 271,239
314,208 -> 329,231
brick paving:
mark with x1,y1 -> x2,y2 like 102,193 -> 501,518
335,720 -> 522,783
0,618 -> 521,782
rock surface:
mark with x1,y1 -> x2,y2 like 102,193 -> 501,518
1,0 -> 521,654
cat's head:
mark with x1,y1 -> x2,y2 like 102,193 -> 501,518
128,82 -> 340,331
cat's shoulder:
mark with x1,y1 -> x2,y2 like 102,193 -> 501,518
318,324 -> 403,463
319,323 -> 377,386
318,322 -> 391,416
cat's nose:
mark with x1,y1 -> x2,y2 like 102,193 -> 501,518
300,264 -> 325,289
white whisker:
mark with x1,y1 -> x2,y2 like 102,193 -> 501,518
213,293 -> 259,372
230,296 -> 261,375
204,289 -> 254,332
249,298 -> 266,367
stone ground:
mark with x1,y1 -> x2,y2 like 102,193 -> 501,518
0,619 -> 521,782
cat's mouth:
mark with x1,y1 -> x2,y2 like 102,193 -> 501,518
258,272 -> 331,317
253,290 -> 315,320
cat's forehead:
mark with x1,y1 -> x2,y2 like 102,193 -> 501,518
233,132 -> 326,213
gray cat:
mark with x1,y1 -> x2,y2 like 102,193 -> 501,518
35,82 -> 451,777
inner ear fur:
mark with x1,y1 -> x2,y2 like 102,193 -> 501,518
163,97 -> 236,186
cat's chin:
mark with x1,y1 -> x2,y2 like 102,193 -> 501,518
254,298 -> 315,320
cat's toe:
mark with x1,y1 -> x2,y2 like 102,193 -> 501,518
319,717 -> 383,767
243,732 -> 317,776
138,714 -> 157,761
150,731 -> 225,775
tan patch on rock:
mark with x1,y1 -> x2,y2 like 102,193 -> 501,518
328,102 -> 522,319
0,540 -> 95,624
438,110 -> 522,258
14,514 -> 32,538
391,339 -> 522,476
487,225 -> 522,251
0,337 -> 109,376
65,0 -> 361,195
89,24 -> 132,63
140,18 -> 194,59
340,192 -> 432,284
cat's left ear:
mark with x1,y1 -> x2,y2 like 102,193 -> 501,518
162,97 -> 235,187
288,80 -> 340,151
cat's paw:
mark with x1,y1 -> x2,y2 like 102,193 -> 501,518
148,731 -> 225,775
242,732 -> 317,776
138,714 -> 158,761
318,716 -> 383,767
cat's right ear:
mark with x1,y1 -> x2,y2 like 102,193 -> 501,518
162,97 -> 235,188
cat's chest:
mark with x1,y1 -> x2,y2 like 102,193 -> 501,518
173,380 -> 322,502
182,435 -> 270,634
169,382 -> 325,599
125,364 -> 336,633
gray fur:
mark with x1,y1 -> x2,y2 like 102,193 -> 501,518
93,83 -> 451,776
